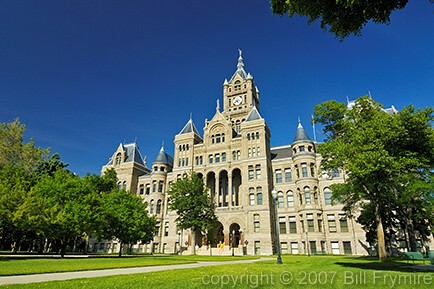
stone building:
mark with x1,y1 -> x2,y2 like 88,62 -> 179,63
100,51 -> 377,256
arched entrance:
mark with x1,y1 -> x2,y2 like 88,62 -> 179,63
208,221 -> 224,247
229,223 -> 241,248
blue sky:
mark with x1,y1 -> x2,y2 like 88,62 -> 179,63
1,1 -> 433,176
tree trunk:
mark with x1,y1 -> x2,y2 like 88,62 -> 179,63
118,241 -> 123,257
376,214 -> 387,261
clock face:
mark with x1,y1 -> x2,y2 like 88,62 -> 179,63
233,96 -> 242,105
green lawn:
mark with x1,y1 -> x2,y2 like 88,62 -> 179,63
0,255 -> 257,276
1,255 -> 433,289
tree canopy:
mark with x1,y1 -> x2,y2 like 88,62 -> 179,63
270,0 -> 433,39
168,172 -> 218,249
0,119 -> 157,256
313,96 -> 434,260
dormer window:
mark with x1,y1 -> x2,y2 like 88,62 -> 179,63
115,153 -> 122,165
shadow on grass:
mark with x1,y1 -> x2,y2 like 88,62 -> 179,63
335,258 -> 433,273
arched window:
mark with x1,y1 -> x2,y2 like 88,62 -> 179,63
256,132 -> 259,139
324,188 -> 332,205
287,191 -> 294,207
122,181 -> 127,190
117,182 -> 122,191
257,187 -> 263,205
278,191 -> 284,208
304,187 -> 311,204
115,153 -> 122,165
156,200 -> 162,214
249,192 -> 255,206
139,184 -> 144,195
150,199 -> 155,214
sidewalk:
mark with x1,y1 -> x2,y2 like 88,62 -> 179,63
0,258 -> 273,286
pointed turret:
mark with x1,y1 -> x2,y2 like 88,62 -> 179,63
179,115 -> 200,136
153,142 -> 173,167
293,120 -> 312,143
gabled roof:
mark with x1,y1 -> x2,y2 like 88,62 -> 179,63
293,121 -> 312,143
153,144 -> 173,167
106,142 -> 147,167
179,116 -> 200,135
246,105 -> 263,122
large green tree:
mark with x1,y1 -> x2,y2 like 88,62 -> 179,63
97,189 -> 156,257
271,0 -> 433,39
313,96 -> 434,260
168,172 -> 218,251
0,119 -> 48,251
22,169 -> 94,257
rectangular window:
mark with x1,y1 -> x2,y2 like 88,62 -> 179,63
152,181 -> 156,193
275,169 -> 282,183
145,184 -> 150,195
279,217 -> 287,234
215,154 -> 220,163
328,214 -> 337,233
257,147 -> 261,156
301,163 -> 308,178
254,221 -> 260,232
310,164 -> 315,177
307,220 -> 315,232
248,148 -> 251,158
331,241 -> 340,254
252,147 -> 256,157
281,242 -> 288,254
209,155 -> 213,164
158,181 -> 164,193
343,241 -> 352,255
309,241 -> 317,254
339,215 -> 349,232
232,151 -> 237,160
222,152 -> 226,162
318,219 -> 323,233
299,146 -> 305,152
199,156 -> 203,165
284,168 -> 292,182
255,164 -> 261,179
195,156 -> 199,165
164,222 -> 169,237
248,166 -> 254,180
291,242 -> 299,254
139,185 -> 144,195
289,216 -> 297,233
254,241 -> 261,255
185,157 -> 188,166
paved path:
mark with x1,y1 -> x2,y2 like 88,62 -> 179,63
0,258 -> 273,286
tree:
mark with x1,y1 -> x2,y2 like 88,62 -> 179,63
168,172 -> 218,251
313,96 -> 434,260
23,169 -> 93,257
97,189 -> 156,257
270,0 -> 433,39
0,119 -> 48,251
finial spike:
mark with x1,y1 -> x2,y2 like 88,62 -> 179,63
238,49 -> 242,58
216,99 -> 220,111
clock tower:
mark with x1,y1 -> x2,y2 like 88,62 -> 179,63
222,50 -> 260,133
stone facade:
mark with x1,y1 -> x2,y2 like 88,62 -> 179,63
99,52 -> 420,256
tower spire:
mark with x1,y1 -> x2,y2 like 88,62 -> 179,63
237,49 -> 244,70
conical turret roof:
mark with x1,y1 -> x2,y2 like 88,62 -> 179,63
293,120 -> 312,143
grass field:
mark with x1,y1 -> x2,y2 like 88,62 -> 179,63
1,255 -> 433,289
0,255 -> 258,276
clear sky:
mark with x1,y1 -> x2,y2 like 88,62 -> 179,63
1,1 -> 433,176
